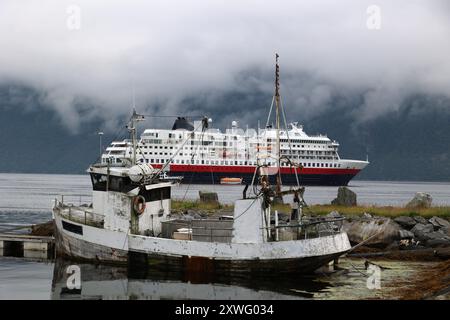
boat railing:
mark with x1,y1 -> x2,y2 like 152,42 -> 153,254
54,199 -> 104,228
161,219 -> 233,243
57,194 -> 92,206
270,217 -> 344,241
162,217 -> 343,243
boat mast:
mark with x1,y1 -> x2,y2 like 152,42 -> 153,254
128,109 -> 145,166
274,53 -> 282,194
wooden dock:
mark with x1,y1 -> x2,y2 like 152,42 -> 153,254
0,233 -> 55,259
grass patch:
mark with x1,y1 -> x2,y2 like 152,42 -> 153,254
171,200 -> 450,219
309,205 -> 450,218
171,199 -> 233,211
271,203 -> 291,213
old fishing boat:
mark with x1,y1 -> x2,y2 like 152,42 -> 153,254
52,56 -> 351,274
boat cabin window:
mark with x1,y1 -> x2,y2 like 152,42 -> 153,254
140,187 -> 171,202
109,175 -> 133,192
90,173 -> 133,193
91,173 -> 108,191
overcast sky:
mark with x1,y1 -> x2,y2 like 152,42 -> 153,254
1,0 -> 449,131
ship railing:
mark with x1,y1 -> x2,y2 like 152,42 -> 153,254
53,197 -> 104,228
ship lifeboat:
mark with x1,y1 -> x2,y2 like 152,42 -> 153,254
220,177 -> 243,185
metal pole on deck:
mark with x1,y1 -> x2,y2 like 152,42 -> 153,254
274,210 -> 279,241
298,203 -> 303,239
98,131 -> 104,161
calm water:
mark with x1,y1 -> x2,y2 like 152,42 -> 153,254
0,173 -> 448,300
0,255 -> 437,300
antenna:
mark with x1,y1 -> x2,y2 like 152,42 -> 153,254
132,85 -> 136,109
127,109 -> 145,166
274,53 -> 282,194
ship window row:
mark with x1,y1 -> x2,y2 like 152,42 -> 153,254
281,156 -> 337,161
137,144 -> 335,155
279,139 -> 328,144
279,145 -> 330,150
282,150 -> 335,155
138,158 -> 342,168
135,149 -> 335,157
140,142 -> 334,149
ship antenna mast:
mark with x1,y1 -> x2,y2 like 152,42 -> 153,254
274,53 -> 282,195
127,108 -> 145,166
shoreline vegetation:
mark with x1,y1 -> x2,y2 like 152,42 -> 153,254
170,198 -> 450,300
171,199 -> 450,218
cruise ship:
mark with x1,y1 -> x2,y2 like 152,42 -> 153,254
101,55 -> 368,186
100,116 -> 368,186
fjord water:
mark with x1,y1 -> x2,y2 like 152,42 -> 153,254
0,173 -> 449,299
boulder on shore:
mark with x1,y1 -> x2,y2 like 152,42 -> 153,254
398,229 -> 415,239
331,187 -> 357,206
185,209 -> 202,219
326,211 -> 342,219
406,192 -> 432,208
394,216 -> 417,229
199,191 -> 219,203
414,216 -> 428,225
428,216 -> 450,230
411,223 -> 434,241
343,217 -> 400,248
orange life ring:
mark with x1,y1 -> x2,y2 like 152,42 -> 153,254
133,195 -> 146,215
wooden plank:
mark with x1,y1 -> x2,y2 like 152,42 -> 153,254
0,233 -> 54,243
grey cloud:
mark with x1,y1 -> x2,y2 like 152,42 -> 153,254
0,0 -> 449,131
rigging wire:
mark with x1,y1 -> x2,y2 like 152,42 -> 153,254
141,114 -> 205,119
232,194 -> 262,221
181,171 -> 195,202
181,118 -> 210,200
280,96 -> 301,188
151,119 -> 206,182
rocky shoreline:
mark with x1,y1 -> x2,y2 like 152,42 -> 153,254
164,207 -> 450,259
343,213 -> 450,253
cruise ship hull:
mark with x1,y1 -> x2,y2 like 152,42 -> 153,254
153,164 -> 361,186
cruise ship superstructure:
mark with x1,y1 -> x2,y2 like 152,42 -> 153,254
101,118 -> 368,186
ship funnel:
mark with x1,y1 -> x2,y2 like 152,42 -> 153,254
172,117 -> 194,131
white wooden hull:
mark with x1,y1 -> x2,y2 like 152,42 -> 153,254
54,213 -> 128,264
54,211 -> 351,274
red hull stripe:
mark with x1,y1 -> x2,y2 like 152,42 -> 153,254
150,164 -> 360,175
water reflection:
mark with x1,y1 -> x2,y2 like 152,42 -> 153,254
50,258 -> 332,300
